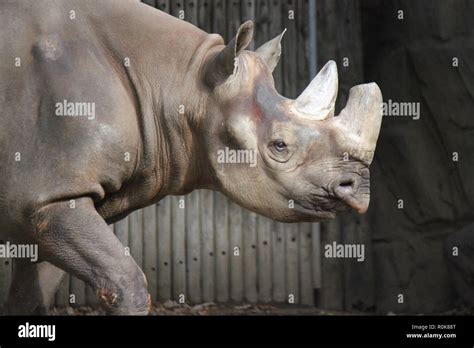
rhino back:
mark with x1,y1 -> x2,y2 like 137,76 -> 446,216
0,1 -> 142,231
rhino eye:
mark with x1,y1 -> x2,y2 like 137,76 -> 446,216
273,140 -> 287,152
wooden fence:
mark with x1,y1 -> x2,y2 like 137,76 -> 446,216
0,0 -> 322,308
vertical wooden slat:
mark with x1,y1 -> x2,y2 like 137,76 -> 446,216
229,201 -> 243,302
200,190 -> 215,302
186,192 -> 202,304
198,0 -> 212,33
272,223 -> 286,302
214,191 -> 229,302
141,0 -> 157,7
157,0 -> 170,13
286,224 -> 299,304
299,223 -> 314,305
311,223 -> 322,290
157,198 -> 172,302
319,219 -> 344,310
129,210 -> 144,268
257,217 -> 273,302
241,0 -> 256,49
282,0 -> 298,99
269,0 -> 283,93
171,196 -> 187,301
143,205 -> 158,303
70,276 -> 86,307
243,211 -> 258,303
55,274 -> 70,307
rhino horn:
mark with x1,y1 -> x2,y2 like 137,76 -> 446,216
292,60 -> 338,120
335,83 -> 383,165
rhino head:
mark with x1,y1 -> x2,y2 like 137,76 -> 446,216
200,21 -> 382,223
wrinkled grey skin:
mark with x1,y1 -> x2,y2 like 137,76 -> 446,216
0,0 -> 382,315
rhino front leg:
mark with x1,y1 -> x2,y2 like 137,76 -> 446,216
5,260 -> 65,315
30,197 -> 150,315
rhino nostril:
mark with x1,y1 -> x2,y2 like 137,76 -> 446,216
339,179 -> 354,189
332,177 -> 357,199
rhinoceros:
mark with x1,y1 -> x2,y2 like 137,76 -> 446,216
0,0 -> 382,315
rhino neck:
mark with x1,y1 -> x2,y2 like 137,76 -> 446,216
92,2 -> 222,199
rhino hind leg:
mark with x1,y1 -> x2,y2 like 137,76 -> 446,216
29,197 -> 150,315
445,223 -> 474,308
4,260 -> 65,315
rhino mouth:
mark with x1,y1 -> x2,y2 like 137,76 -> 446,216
295,194 -> 353,220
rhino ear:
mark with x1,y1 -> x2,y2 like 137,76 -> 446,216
255,29 -> 286,72
204,21 -> 254,87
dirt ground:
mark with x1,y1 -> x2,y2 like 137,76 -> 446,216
49,302 -> 362,316
48,302 -> 473,316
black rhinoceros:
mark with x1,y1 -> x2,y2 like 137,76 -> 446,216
0,0 -> 382,314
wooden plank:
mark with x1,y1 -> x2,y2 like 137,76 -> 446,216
242,211 -> 258,303
257,216 -> 273,302
129,209 -> 144,269
318,219 -> 344,310
157,0 -> 170,13
311,223 -> 322,290
296,0 -> 309,93
200,190 -> 215,302
214,191 -> 229,302
212,0 -> 227,40
198,0 -> 212,33
141,0 -> 156,7
229,201 -> 243,302
241,0 -> 256,49
70,276 -> 86,307
272,222 -> 286,302
143,205 -> 158,303
171,0 -> 185,20
299,223 -> 314,305
285,224 -> 299,304
171,196 -> 187,301
114,217 -> 129,251
186,192 -> 202,304
157,197 -> 172,302
269,0 -> 283,92
282,0 -> 298,99
55,274 -> 70,307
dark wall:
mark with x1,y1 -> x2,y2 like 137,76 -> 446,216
317,0 -> 474,313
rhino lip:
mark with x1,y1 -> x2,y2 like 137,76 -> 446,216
337,194 -> 369,214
